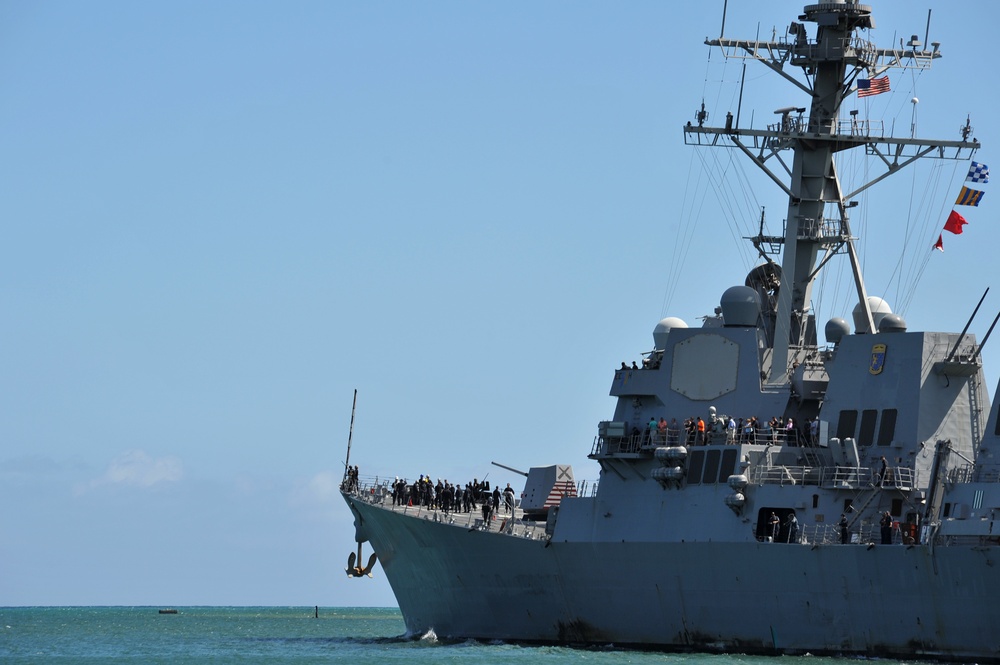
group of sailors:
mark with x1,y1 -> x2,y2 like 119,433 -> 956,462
767,510 -> 799,543
391,476 -> 517,521
639,414 -> 819,447
620,355 -> 662,371
764,510 -> 901,545
341,465 -> 361,492
841,511 -> 900,545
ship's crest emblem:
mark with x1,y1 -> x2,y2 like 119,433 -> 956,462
870,343 -> 886,375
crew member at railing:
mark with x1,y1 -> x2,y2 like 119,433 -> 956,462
785,417 -> 797,446
785,512 -> 799,543
342,465 -> 360,492
880,511 -> 893,544
667,420 -> 680,446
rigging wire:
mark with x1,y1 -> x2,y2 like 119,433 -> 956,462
883,66 -> 929,309
830,62 -> 944,322
660,32 -> 719,318
662,22 -> 760,319
662,152 -> 708,316
695,148 -> 753,274
900,160 -> 962,315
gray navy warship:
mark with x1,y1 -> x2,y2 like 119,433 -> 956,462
342,1 -> 1000,660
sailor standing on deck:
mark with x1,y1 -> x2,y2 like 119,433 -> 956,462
839,514 -> 850,544
880,511 -> 893,544
769,512 -> 780,542
785,512 -> 799,543
503,484 -> 515,514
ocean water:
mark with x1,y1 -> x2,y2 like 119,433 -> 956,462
1,606 -> 910,665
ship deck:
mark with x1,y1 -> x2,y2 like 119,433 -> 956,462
343,475 -> 929,546
343,478 -> 551,541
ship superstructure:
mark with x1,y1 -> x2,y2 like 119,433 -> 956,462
342,2 -> 1000,660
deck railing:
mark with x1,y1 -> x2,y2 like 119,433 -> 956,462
751,464 -> 914,489
343,477 -> 550,540
800,521 -> 915,545
592,425 -> 814,456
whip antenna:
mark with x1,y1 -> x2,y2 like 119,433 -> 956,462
344,389 -> 358,481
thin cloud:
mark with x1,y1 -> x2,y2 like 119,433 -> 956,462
290,470 -> 339,504
84,450 -> 183,491
288,471 -> 341,519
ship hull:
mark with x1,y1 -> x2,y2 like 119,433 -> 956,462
346,494 -> 1000,661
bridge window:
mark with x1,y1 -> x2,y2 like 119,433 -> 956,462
688,450 -> 704,486
858,409 -> 878,446
703,449 -> 721,484
719,449 -> 738,483
837,410 -> 858,440
877,409 -> 897,446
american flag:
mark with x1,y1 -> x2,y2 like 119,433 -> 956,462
857,76 -> 890,98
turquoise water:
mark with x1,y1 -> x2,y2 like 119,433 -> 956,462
0,606 -> 912,664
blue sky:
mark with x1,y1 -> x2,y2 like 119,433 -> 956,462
2,1 -> 997,608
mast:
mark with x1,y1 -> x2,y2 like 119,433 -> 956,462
684,1 -> 979,382
344,388 -> 357,481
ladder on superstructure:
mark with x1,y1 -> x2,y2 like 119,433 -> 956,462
969,373 -> 984,448
846,485 -> 882,523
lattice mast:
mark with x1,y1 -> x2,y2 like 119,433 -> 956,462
684,1 -> 979,382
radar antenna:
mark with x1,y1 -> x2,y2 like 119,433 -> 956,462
961,115 -> 974,141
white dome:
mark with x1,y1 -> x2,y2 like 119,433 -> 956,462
653,317 -> 688,350
852,297 -> 892,333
